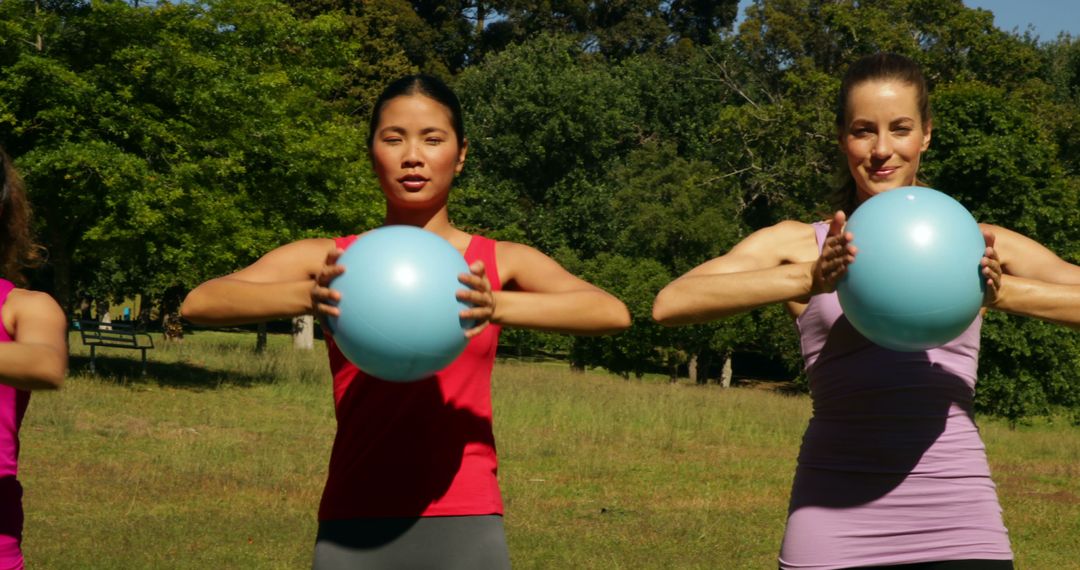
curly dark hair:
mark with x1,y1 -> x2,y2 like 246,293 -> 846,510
0,146 -> 44,286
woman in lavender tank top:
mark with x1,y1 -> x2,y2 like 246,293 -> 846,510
0,147 -> 68,570
653,53 -> 1080,569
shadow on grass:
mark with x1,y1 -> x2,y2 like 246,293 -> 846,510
69,354 -> 270,390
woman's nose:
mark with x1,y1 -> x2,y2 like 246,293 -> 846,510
871,135 -> 892,159
402,142 -> 423,167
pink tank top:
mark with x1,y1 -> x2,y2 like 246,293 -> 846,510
318,234 -> 504,520
0,279 -> 29,569
778,222 -> 1011,568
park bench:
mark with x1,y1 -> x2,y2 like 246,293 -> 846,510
77,320 -> 155,375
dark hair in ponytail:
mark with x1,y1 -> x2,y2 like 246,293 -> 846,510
0,147 -> 44,286
367,74 -> 466,149
831,52 -> 931,214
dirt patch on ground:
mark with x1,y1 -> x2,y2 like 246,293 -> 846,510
735,379 -> 804,395
997,478 -> 1080,505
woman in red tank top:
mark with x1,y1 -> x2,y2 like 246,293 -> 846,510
181,76 -> 630,568
0,146 -> 68,570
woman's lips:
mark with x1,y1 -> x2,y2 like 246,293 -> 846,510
869,166 -> 897,179
399,176 -> 428,191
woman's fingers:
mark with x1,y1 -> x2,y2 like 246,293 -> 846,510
457,260 -> 495,334
310,284 -> 341,317
981,229 -> 1002,306
811,223 -> 858,295
463,320 -> 490,339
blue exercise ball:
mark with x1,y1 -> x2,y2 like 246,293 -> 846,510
327,226 -> 473,381
837,187 -> 986,352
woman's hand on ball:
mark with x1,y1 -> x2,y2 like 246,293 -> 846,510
457,260 -> 495,338
811,211 -> 857,295
981,229 -> 1003,307
311,246 -> 345,318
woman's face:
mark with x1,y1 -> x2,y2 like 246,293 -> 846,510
840,79 -> 931,203
370,94 -> 467,210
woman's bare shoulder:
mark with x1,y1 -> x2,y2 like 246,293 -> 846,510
735,220 -> 820,265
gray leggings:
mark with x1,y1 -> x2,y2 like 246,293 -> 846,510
312,515 -> 511,569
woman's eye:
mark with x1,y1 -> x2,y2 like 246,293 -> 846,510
426,138 -> 444,145
383,137 -> 402,144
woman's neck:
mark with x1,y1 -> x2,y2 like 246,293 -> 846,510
383,204 -> 462,242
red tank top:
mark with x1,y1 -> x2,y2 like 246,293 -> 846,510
0,279 -> 30,566
318,234 -> 504,520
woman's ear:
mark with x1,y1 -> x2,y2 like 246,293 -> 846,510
455,138 -> 469,175
921,120 -> 932,151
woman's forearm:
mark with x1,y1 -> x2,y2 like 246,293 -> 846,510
0,343 -> 65,390
653,262 -> 815,326
992,275 -> 1080,328
180,278 -> 316,326
491,290 -> 631,335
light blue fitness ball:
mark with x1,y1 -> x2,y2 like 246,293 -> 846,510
837,187 -> 986,352
327,226 -> 473,382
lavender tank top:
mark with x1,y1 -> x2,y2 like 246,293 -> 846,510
0,279 -> 29,569
778,222 -> 1011,569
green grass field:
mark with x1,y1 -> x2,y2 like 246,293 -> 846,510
16,332 -> 1080,568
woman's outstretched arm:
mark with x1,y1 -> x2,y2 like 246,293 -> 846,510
653,218 -> 851,326
181,238 -> 336,326
488,242 -> 631,335
983,224 -> 1080,328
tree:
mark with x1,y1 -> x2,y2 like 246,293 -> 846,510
455,33 -> 644,254
1,0 -> 400,311
481,0 -> 739,59
921,80 -> 1080,421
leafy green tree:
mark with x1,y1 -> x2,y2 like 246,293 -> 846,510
735,0 -> 1043,86
455,33 -> 643,253
481,0 -> 739,59
1,0 -> 401,311
569,252 -> 674,379
921,80 -> 1080,421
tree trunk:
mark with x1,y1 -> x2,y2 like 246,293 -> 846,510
292,315 -> 314,350
34,0 -> 43,52
49,237 -> 74,314
160,288 -> 185,342
688,354 -> 699,384
77,298 -> 92,320
255,322 -> 268,353
697,353 -> 713,385
475,2 -> 486,35
136,294 -> 154,330
720,353 -> 733,388
569,341 -> 585,373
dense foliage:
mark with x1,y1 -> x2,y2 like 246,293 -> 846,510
1,0 -> 1076,421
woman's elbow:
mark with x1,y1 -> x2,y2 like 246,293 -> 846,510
40,370 -> 65,390
570,296 -> 629,335
179,291 -> 208,324
598,290 -> 632,332
29,358 -> 65,390
651,289 -> 679,326
611,304 -> 632,332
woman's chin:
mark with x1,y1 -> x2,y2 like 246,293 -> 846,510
385,192 -> 447,211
